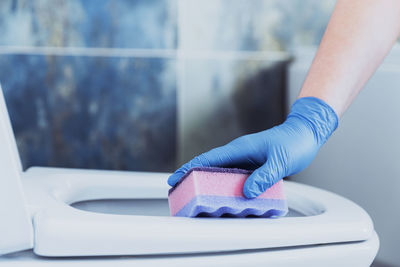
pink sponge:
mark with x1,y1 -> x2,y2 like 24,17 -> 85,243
168,167 -> 288,218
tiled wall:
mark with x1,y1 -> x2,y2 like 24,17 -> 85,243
0,0 -> 335,172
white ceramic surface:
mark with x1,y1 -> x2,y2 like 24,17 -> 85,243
0,85 -> 33,255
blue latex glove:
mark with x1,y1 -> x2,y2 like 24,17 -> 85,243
168,97 -> 338,198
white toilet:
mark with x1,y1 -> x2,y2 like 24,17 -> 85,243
0,85 -> 379,266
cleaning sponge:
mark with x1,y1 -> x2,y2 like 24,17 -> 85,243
168,167 -> 288,218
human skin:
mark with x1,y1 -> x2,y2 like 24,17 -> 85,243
298,0 -> 400,117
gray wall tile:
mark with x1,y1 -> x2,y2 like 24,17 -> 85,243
0,54 -> 177,171
178,58 -> 288,163
178,0 -> 335,51
0,0 -> 177,49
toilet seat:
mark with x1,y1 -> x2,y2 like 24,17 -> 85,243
22,167 -> 374,257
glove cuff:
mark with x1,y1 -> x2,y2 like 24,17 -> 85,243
288,97 -> 338,146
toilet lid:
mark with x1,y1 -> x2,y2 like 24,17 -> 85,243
0,85 -> 33,254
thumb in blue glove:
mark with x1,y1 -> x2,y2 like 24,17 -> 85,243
168,97 -> 338,198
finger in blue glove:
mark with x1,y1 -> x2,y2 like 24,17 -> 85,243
168,97 -> 338,198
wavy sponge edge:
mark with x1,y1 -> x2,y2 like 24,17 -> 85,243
168,167 -> 288,218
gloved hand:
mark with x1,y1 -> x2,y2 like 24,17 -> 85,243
168,97 -> 338,198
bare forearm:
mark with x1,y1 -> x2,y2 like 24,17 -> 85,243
298,0 -> 400,117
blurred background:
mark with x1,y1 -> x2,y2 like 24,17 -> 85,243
0,0 -> 398,266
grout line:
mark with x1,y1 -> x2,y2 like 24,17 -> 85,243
0,46 -> 291,61
176,0 -> 184,166
177,50 -> 291,61
175,55 -> 186,166
0,46 -> 177,58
